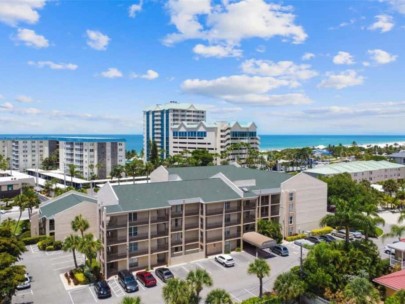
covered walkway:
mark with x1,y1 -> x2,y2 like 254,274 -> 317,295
242,232 -> 277,257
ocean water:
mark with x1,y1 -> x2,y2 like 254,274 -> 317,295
2,134 -> 405,152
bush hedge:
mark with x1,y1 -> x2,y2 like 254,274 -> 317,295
285,234 -> 306,242
22,235 -> 49,245
74,272 -> 87,285
311,226 -> 333,236
46,245 -> 55,251
37,237 -> 62,251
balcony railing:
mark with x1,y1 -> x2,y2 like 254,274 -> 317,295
244,215 -> 256,223
185,210 -> 199,217
171,211 -> 183,218
151,231 -> 169,238
129,249 -> 149,257
129,233 -> 149,242
151,245 -> 169,253
225,207 -> 241,213
129,218 -> 149,226
151,215 -> 169,224
185,222 -> 199,230
107,252 -> 127,262
171,239 -> 183,246
107,221 -> 127,230
185,237 -> 199,244
225,232 -> 241,240
171,226 -> 182,232
225,219 -> 241,227
206,235 -> 222,243
206,222 -> 222,230
107,236 -> 127,245
206,208 -> 224,216
243,204 -> 256,210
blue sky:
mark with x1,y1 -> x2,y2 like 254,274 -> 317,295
0,0 -> 404,135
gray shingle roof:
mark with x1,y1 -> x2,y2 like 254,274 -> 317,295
167,165 -> 291,190
107,178 -> 255,213
39,191 -> 97,218
305,160 -> 405,175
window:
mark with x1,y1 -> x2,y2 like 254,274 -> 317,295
129,257 -> 138,268
129,243 -> 138,253
173,205 -> 182,214
225,202 -> 230,210
289,202 -> 294,213
225,228 -> 230,237
225,214 -> 231,223
289,216 -> 293,225
129,227 -> 137,237
129,213 -> 137,222
7,185 -> 13,191
289,193 -> 294,201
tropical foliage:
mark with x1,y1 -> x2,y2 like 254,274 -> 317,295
247,259 -> 271,299
257,219 -> 283,244
205,289 -> 233,304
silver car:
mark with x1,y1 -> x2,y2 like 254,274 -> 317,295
16,273 -> 31,290
215,254 -> 235,267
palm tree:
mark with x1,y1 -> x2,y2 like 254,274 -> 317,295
383,224 -> 405,241
247,258 -> 270,299
343,277 -> 380,304
68,164 -> 79,184
22,187 -> 40,219
121,296 -> 141,304
71,214 -> 90,237
111,165 -> 124,185
144,162 -> 154,182
13,194 -> 28,234
162,278 -> 191,304
186,268 -> 213,302
205,289 -> 233,304
79,233 -> 102,266
273,271 -> 306,303
63,234 -> 81,269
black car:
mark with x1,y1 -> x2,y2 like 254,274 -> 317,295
319,235 -> 336,242
270,245 -> 289,256
306,236 -> 323,244
118,270 -> 139,293
155,267 -> 174,283
94,281 -> 111,299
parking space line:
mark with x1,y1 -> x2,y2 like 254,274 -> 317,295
244,288 -> 256,297
208,259 -> 224,270
181,266 -> 189,273
194,262 -> 211,273
137,281 -> 145,291
230,292 -> 241,303
68,291 -> 75,304
88,286 -> 98,303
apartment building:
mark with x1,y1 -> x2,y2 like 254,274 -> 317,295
58,137 -> 126,179
143,102 -> 206,160
305,160 -> 405,183
0,137 -> 58,171
97,165 -> 327,277
0,170 -> 35,199
389,150 -> 405,165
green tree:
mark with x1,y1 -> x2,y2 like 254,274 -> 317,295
67,164 -> 79,184
22,186 -> 40,220
190,149 -> 214,166
162,278 -> 192,304
0,155 -> 9,170
343,277 -> 380,304
79,233 -> 102,266
149,140 -> 159,166
13,194 -> 28,234
0,224 -> 26,303
125,159 -> 143,184
71,214 -> 90,238
257,219 -> 283,244
247,258 -> 270,299
385,290 -> 405,304
111,165 -> 125,184
320,173 -> 359,205
273,271 -> 307,303
187,268 -> 213,302
121,296 -> 142,304
205,288 -> 233,304
62,234 -> 81,269
383,179 -> 399,197
383,224 -> 405,241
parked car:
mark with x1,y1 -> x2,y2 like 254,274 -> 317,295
319,235 -> 336,242
294,239 -> 314,248
118,270 -> 138,292
16,273 -> 31,290
215,254 -> 235,267
331,230 -> 354,240
306,236 -> 323,244
349,229 -> 363,239
270,245 -> 289,256
136,271 -> 157,287
94,280 -> 111,299
155,267 -> 174,283
384,241 -> 399,255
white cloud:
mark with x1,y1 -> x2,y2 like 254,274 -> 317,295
318,70 -> 364,89
368,15 -> 394,33
15,28 -> 49,48
130,69 -> 159,80
15,95 -> 33,103
385,0 -> 405,15
86,30 -> 110,51
0,102 -> 13,109
100,68 -> 123,79
181,75 -> 312,106
333,51 -> 355,65
302,52 -> 315,61
164,0 -> 307,49
241,59 -> 318,87
193,44 -> 242,58
28,61 -> 78,70
0,0 -> 46,26
368,49 -> 397,64
129,1 -> 143,18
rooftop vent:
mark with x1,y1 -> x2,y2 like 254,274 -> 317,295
242,187 -> 249,192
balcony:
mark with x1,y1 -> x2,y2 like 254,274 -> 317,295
185,210 -> 199,217
151,231 -> 169,239
129,233 -> 149,242
225,232 -> 241,240
171,211 -> 183,218
243,204 -> 256,210
129,218 -> 149,226
107,221 -> 127,230
206,235 -> 222,243
107,252 -> 127,262
185,236 -> 199,244
107,236 -> 127,245
171,226 -> 182,232
225,219 -> 241,227
151,215 -> 169,224
206,222 -> 222,230
171,239 -> 183,246
185,222 -> 199,230
151,245 -> 169,254
225,207 -> 241,214
129,249 -> 149,257
206,208 -> 223,216
244,215 -> 256,223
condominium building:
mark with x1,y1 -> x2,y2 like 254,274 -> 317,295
143,102 -> 259,163
389,150 -> 405,165
0,137 -> 58,171
58,137 -> 126,179
97,165 -> 327,277
305,160 -> 405,183
0,170 -> 35,199
143,102 -> 206,160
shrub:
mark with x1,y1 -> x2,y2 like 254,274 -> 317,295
53,241 -> 63,250
235,247 -> 241,252
46,245 -> 54,251
74,272 -> 87,285
285,234 -> 306,242
22,235 -> 49,245
311,227 -> 333,236
37,238 -> 54,250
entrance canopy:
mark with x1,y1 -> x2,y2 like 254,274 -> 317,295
242,232 -> 276,249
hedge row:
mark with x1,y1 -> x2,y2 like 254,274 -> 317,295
285,233 -> 306,242
311,226 -> 333,236
22,235 -> 49,245
38,238 -> 63,251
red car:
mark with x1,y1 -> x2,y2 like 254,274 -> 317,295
136,271 -> 157,287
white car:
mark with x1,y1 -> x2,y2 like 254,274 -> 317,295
215,254 -> 235,267
384,241 -> 399,255
16,273 -> 31,290
294,239 -> 315,248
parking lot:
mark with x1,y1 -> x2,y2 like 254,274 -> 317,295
13,242 -> 306,304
